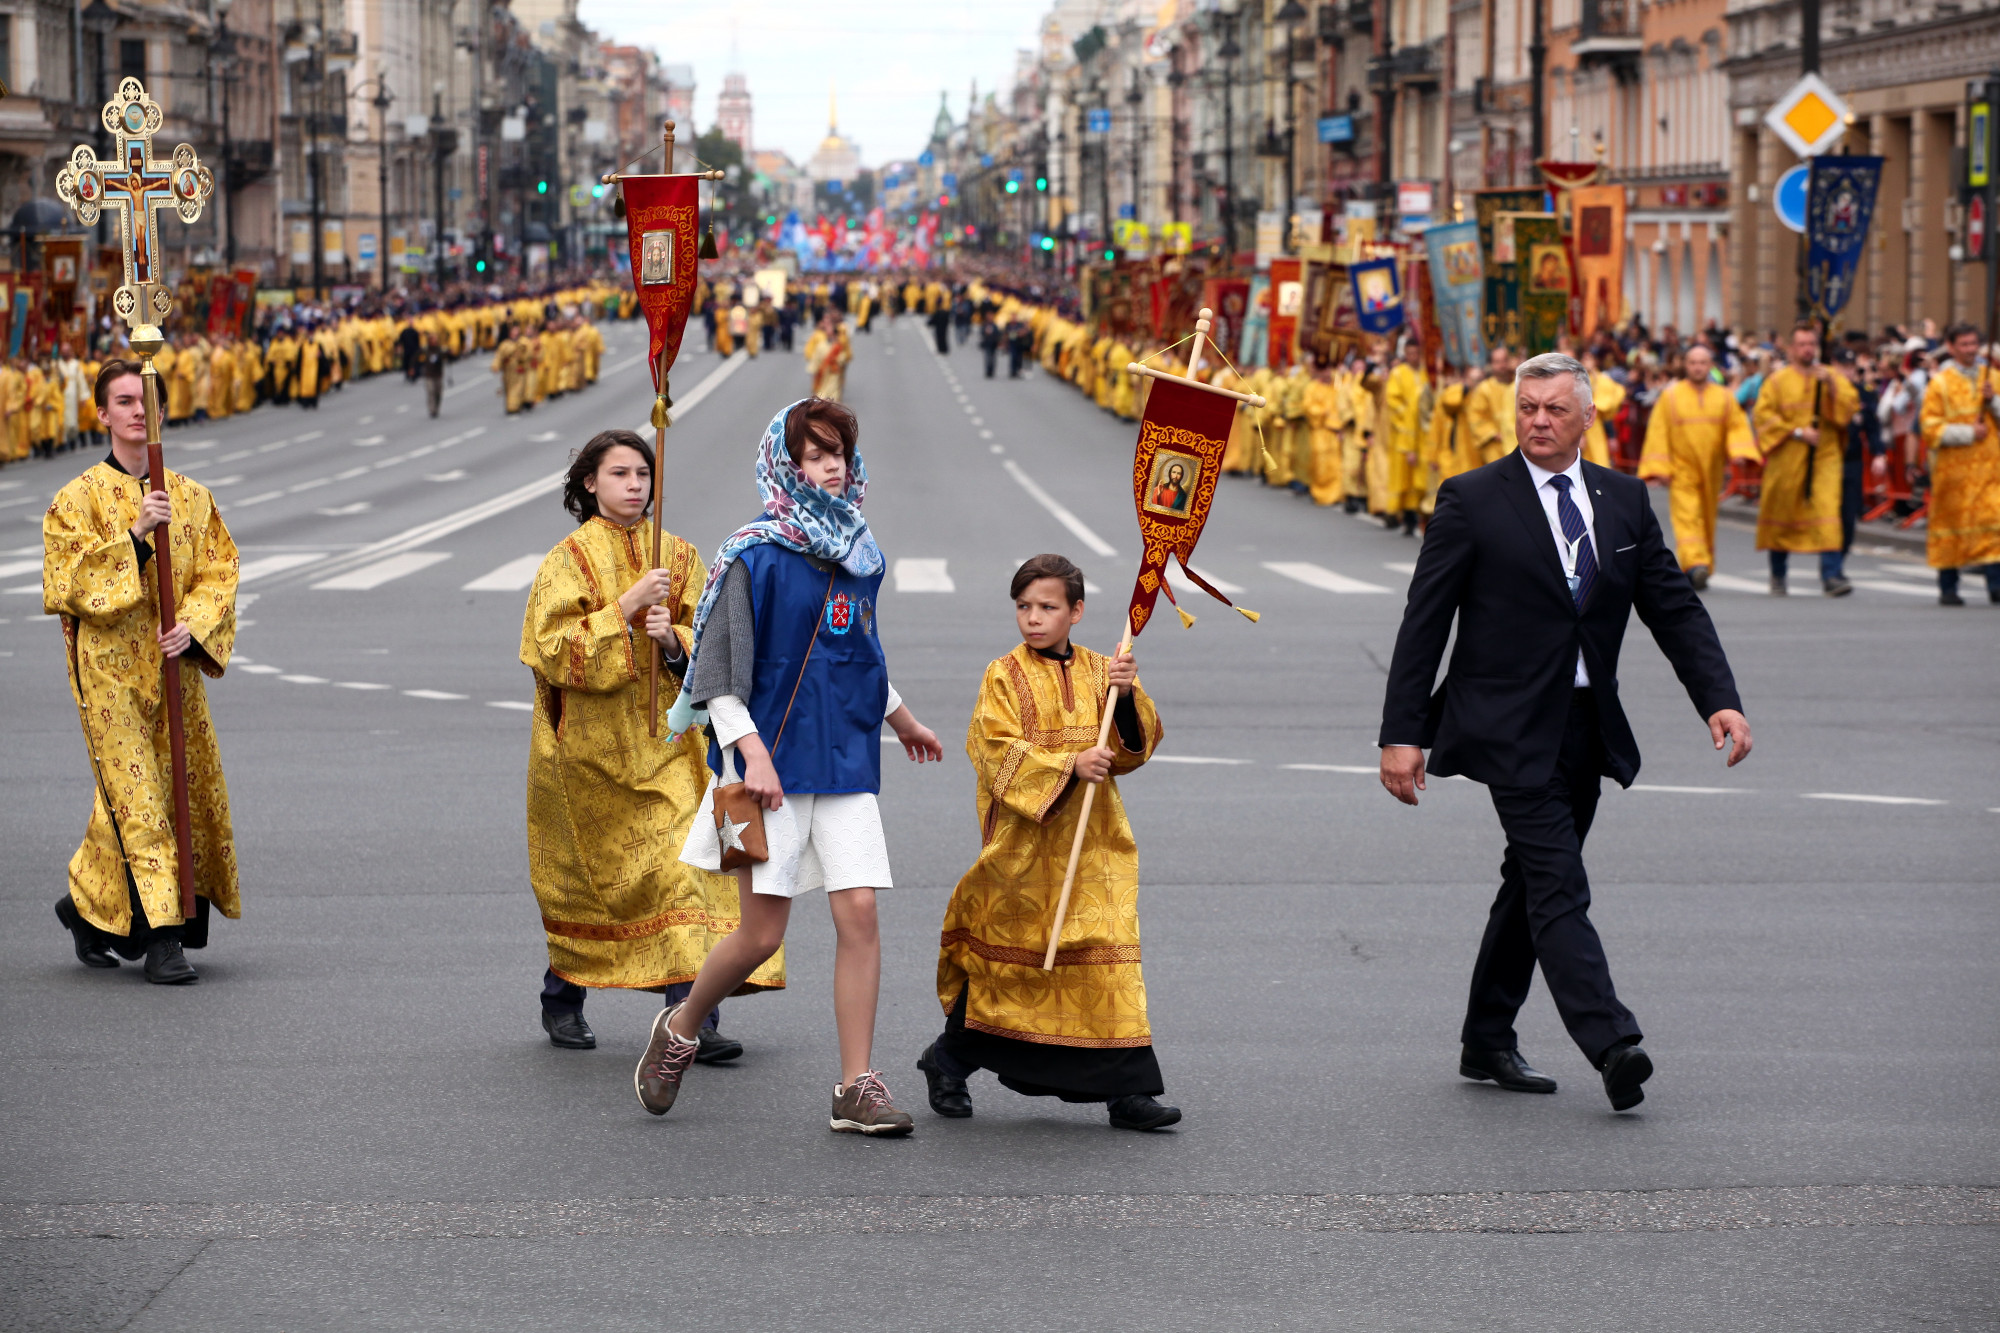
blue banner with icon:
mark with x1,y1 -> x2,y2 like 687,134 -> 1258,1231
1806,156 -> 1882,320
1349,257 -> 1404,335
1423,221 -> 1485,368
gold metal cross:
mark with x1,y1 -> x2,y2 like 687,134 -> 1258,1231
55,77 -> 214,331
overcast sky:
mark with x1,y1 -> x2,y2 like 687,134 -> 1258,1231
576,0 -> 1054,169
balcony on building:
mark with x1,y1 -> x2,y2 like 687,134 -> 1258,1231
1572,0 -> 1643,81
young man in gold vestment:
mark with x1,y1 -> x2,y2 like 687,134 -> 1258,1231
521,431 -> 783,1054
1920,323 -> 2000,605
917,554 -> 1179,1132
1638,344 -> 1756,590
47,361 -> 241,984
1754,322 -> 1859,596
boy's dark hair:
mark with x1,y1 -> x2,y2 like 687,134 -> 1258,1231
1010,553 -> 1085,606
563,429 -> 655,522
784,397 -> 858,470
93,359 -> 145,412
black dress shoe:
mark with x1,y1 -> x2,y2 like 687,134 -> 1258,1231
540,1010 -> 595,1049
1459,1046 -> 1558,1093
1600,1041 -> 1653,1112
143,936 -> 199,985
1107,1094 -> 1181,1131
915,1043 -> 972,1118
694,1026 -> 743,1064
54,897 -> 119,969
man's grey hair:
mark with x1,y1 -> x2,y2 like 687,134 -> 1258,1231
1515,351 -> 1592,411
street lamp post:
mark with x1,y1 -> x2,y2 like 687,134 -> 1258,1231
1218,0 -> 1242,256
214,0 -> 237,266
1127,72 -> 1143,236
432,82 -> 448,287
366,77 -> 393,293
1277,0 -> 1308,251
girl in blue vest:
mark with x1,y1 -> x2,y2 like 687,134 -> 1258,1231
634,396 -> 944,1135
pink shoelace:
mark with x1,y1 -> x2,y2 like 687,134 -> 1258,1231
651,1031 -> 697,1082
846,1071 -> 891,1109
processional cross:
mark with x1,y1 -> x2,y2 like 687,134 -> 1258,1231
54,78 -> 215,919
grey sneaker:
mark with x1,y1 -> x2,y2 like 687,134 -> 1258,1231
634,1003 -> 699,1116
1768,577 -> 1788,596
1823,576 -> 1855,597
830,1071 -> 915,1136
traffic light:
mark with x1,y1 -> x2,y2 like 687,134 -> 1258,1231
1004,180 -> 1019,194
939,194 -> 951,207
475,259 -> 487,273
1039,236 -> 1055,252
536,180 -> 548,195
1036,177 -> 1047,192
1103,248 -> 1115,262
591,183 -> 607,199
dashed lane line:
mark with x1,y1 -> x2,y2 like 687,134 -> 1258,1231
1263,561 -> 1392,594
1801,792 -> 1948,806
1001,459 -> 1117,557
892,558 -> 955,592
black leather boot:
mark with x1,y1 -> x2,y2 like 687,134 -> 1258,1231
916,1043 -> 972,1118
54,897 -> 119,969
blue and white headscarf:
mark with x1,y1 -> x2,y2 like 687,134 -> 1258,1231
665,398 -> 883,737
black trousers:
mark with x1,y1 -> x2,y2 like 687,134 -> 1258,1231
1463,690 -> 1641,1064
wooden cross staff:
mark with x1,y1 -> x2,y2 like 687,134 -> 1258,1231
56,78 -> 215,920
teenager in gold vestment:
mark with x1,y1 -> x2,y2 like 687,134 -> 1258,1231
46,361 -> 240,985
917,554 -> 1180,1132
521,431 -> 783,1054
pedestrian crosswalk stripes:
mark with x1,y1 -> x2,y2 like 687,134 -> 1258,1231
312,551 -> 453,591
463,554 -> 546,592
1261,561 -> 1393,594
892,558 -> 955,592
238,552 -> 329,583
0,559 -> 41,580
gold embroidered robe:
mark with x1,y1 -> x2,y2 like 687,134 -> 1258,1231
44,462 -> 240,936
937,644 -> 1163,1050
1639,379 -> 1757,571
1920,362 -> 2000,570
1753,364 -> 1858,552
521,516 -> 784,995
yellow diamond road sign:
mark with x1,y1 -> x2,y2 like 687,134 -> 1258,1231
1765,72 -> 1850,159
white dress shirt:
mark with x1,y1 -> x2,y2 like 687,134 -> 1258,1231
1521,452 -> 1595,687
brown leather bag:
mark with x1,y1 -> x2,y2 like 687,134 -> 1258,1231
712,568 -> 836,872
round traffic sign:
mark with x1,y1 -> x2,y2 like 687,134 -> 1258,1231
1774,164 -> 1808,235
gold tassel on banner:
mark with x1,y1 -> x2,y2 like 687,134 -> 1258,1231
1236,606 -> 1261,623
1175,605 -> 1197,629
699,218 -> 719,260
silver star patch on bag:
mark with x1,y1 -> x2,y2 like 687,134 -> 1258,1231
717,812 -> 747,853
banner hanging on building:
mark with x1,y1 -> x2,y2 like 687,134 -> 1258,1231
619,171 -> 700,391
1349,257 -> 1405,334
1568,184 -> 1625,336
1806,155 -> 1883,320
1424,220 -> 1486,369
1124,375 -> 1249,636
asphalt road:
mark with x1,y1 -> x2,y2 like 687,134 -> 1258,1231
2,317 -> 1995,1332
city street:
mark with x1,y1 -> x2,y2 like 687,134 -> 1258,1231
2,322 -> 1995,1330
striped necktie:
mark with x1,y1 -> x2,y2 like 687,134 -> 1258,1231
1549,474 -> 1597,607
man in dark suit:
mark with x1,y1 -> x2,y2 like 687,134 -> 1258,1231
1378,352 -> 1753,1112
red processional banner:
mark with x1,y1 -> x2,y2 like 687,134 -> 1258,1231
1124,374 -> 1250,636
620,172 -> 700,391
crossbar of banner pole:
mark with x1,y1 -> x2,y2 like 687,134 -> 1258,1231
1123,362 -> 1266,407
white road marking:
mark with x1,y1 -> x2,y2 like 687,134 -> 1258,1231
529,431 -> 559,442
1802,792 -> 1947,806
4,585 -> 41,595
335,682 -> 392,690
981,430 -> 994,440
206,475 -> 244,488
1849,579 -> 1936,598
315,502 -> 372,516
426,470 -> 467,482
0,559 -> 41,579
1166,563 -> 1244,595
179,439 -> 219,451
295,431 -> 324,442
354,435 -> 387,446
629,350 -> 749,434
1262,561 -> 1391,594
312,552 -> 452,590
278,674 -> 328,684
1870,563 -> 1933,579
335,466 -> 371,480
463,554 -> 546,592
1284,763 -> 1377,774
1152,755 -> 1252,765
488,700 -> 535,711
238,663 -> 283,674
1001,459 -> 1117,557
1629,784 -> 1744,794
288,478 -> 330,494
238,552 -> 328,582
892,558 -> 955,592
1704,573 -> 1773,594
1383,561 -> 1416,574
403,689 -> 467,700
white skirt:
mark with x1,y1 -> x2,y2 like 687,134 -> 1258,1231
681,772 -> 893,899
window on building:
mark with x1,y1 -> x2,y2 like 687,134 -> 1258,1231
119,39 -> 147,85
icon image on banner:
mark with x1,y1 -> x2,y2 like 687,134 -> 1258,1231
640,229 -> 674,286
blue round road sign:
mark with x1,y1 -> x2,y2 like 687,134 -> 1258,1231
1774,164 -> 1808,235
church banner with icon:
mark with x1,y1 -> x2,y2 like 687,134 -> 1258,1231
1569,184 -> 1624,336
1267,258 -> 1303,373
1806,156 -> 1883,322
619,171 -> 700,390
1474,188 -> 1546,350
1511,214 -> 1568,355
1424,220 -> 1486,369
1124,375 -> 1255,635
1349,257 -> 1404,335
